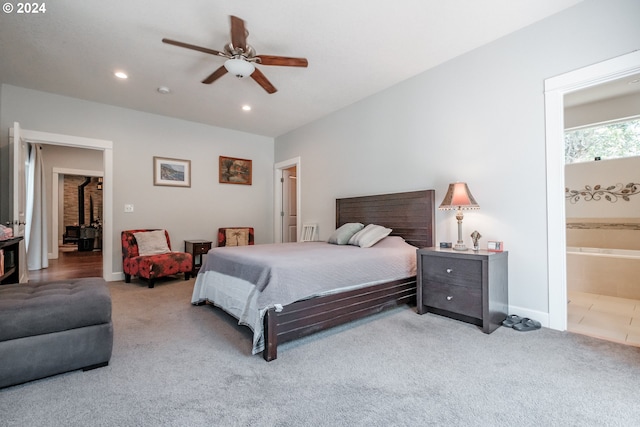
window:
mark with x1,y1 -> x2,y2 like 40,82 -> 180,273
564,117 -> 640,164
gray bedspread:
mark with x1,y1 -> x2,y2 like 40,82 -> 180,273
198,236 -> 417,309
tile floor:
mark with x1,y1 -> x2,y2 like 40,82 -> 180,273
568,290 -> 640,347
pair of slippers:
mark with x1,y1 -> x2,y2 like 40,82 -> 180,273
502,315 -> 541,331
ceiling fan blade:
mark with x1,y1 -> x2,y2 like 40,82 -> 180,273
162,38 -> 226,57
250,68 -> 277,94
256,55 -> 308,67
202,66 -> 228,84
230,15 -> 248,52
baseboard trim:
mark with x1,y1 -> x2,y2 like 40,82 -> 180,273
109,272 -> 125,282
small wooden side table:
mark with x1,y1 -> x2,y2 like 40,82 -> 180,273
184,240 -> 212,276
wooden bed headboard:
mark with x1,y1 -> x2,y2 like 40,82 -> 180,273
336,189 -> 435,249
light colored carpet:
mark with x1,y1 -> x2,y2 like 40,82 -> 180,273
2,278 -> 640,426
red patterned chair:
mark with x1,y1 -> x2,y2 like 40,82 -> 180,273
218,227 -> 255,247
121,229 -> 192,288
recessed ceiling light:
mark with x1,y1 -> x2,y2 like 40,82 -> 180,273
114,71 -> 128,79
242,105 -> 251,111
628,78 -> 640,85
157,86 -> 171,94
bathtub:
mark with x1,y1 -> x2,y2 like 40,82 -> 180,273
566,246 -> 640,299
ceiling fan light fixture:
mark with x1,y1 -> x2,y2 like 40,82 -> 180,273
224,58 -> 255,78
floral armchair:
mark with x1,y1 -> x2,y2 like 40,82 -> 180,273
121,229 -> 193,288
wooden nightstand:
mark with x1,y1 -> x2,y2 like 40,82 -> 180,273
184,240 -> 212,276
417,248 -> 508,333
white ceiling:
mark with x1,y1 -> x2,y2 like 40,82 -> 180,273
0,0 -> 584,137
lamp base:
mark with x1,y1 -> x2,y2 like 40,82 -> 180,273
453,243 -> 468,251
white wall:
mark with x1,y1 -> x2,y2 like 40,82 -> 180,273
0,85 -> 274,277
274,0 -> 640,317
565,92 -> 640,129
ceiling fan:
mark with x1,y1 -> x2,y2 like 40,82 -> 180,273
162,15 -> 308,94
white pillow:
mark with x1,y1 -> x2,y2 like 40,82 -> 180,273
347,224 -> 392,248
133,230 -> 171,256
328,222 -> 364,245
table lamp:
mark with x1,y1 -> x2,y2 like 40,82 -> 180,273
439,182 -> 479,251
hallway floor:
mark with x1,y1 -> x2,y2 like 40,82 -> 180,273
28,248 -> 102,283
568,290 -> 640,347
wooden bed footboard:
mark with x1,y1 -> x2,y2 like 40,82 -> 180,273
262,277 -> 417,361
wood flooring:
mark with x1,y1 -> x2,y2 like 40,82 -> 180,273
28,248 -> 102,283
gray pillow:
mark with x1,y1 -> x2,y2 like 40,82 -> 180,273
347,224 -> 392,248
327,222 -> 364,245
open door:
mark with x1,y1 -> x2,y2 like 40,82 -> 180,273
282,166 -> 297,242
10,122 -> 28,283
274,157 -> 301,243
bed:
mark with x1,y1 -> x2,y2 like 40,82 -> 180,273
191,189 -> 435,361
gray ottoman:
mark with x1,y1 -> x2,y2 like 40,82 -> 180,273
0,277 -> 113,388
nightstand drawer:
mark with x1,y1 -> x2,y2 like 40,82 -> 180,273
192,244 -> 211,255
422,282 -> 482,319
421,257 -> 482,288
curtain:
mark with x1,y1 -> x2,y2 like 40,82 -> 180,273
25,143 -> 48,271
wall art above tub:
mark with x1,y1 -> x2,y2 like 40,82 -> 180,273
565,182 -> 639,203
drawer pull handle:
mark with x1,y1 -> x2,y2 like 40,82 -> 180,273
446,268 -> 452,273
446,296 -> 453,301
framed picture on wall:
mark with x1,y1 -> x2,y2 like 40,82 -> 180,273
153,156 -> 191,187
219,156 -> 252,185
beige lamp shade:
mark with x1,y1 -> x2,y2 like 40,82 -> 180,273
439,182 -> 479,210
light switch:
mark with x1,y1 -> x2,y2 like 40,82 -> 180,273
124,204 -> 134,213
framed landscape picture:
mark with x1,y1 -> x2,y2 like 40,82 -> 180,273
153,156 -> 191,187
219,156 -> 252,185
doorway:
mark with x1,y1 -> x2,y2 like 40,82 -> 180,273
51,167 -> 104,260
11,124 -> 114,282
282,166 -> 298,242
274,157 -> 301,243
563,87 -> 640,345
544,50 -> 640,331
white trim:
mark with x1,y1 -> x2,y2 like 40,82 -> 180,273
274,157 -> 301,243
17,129 -> 112,150
51,167 -> 103,260
12,127 -> 115,282
544,50 -> 640,331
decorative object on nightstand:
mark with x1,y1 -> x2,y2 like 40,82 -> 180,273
439,182 -> 479,251
470,230 -> 482,251
487,241 -> 504,252
185,240 -> 213,275
416,248 -> 508,333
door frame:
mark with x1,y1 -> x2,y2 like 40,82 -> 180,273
544,50 -> 640,331
274,157 -> 301,243
11,126 -> 114,282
